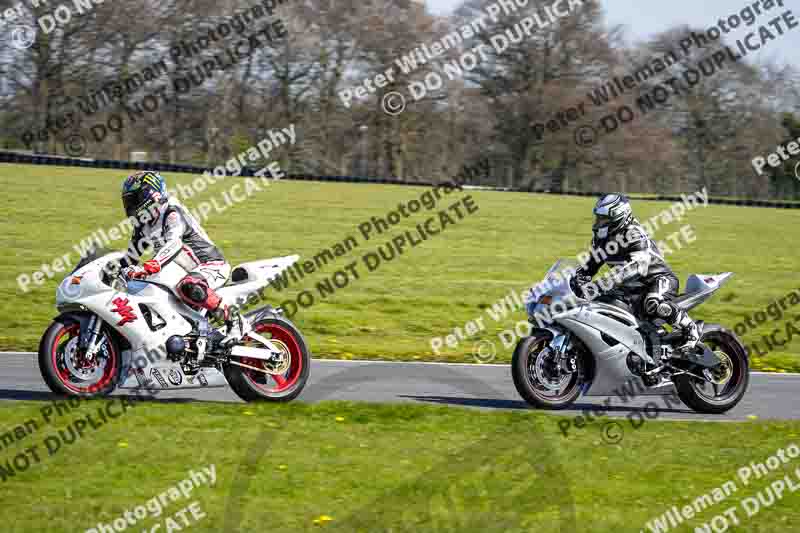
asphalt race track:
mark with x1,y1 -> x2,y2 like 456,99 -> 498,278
0,352 -> 797,422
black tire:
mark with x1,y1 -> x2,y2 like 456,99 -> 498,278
38,314 -> 121,397
224,316 -> 310,402
512,331 -> 584,409
674,324 -> 749,414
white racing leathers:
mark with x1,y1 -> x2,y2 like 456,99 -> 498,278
126,198 -> 231,294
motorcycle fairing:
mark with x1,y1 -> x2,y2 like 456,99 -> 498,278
58,256 -> 195,354
674,273 -> 733,311
218,255 -> 299,307
117,355 -> 228,390
552,304 -> 652,396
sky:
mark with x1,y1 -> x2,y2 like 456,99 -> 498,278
427,0 -> 800,68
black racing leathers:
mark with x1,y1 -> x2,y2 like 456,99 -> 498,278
579,221 -> 674,285
577,220 -> 685,324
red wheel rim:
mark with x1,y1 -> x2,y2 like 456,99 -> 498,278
51,324 -> 118,394
240,323 -> 303,394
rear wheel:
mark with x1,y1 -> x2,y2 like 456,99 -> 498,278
674,325 -> 749,414
512,331 -> 585,409
38,315 -> 121,397
224,317 -> 310,402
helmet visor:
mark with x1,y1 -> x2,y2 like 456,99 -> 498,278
593,214 -> 611,229
122,190 -> 146,218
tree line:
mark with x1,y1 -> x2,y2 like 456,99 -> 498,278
1,0 -> 798,199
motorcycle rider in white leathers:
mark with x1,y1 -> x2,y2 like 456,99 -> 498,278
119,171 -> 247,345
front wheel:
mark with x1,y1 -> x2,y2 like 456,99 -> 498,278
224,317 -> 310,402
38,314 -> 121,397
512,331 -> 585,409
673,324 -> 749,414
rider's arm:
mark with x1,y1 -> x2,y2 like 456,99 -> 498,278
144,210 -> 186,274
578,237 -> 604,278
613,226 -> 652,284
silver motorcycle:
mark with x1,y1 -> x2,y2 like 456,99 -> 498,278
511,260 -> 749,414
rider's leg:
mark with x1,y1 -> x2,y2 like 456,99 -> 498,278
177,263 -> 247,344
176,273 -> 222,315
673,309 -> 700,351
643,275 -> 699,352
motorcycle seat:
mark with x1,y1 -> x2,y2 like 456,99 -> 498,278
674,291 -> 708,310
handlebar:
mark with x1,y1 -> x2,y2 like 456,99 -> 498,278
100,262 -> 130,290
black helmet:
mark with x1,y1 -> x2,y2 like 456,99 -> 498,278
593,194 -> 633,239
121,171 -> 168,219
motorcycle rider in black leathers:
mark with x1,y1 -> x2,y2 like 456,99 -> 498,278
573,194 -> 700,352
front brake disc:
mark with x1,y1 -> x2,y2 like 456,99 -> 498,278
64,337 -> 105,382
533,348 -> 572,391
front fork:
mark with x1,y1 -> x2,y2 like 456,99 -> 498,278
545,329 -> 594,394
552,332 -> 575,374
78,313 -> 104,362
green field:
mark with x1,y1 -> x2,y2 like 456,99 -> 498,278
0,399 -> 799,532
2,164 -> 800,532
1,164 -> 799,371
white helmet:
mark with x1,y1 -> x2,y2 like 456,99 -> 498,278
593,194 -> 633,239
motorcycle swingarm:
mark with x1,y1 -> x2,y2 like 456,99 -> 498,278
682,343 -> 723,369
230,331 -> 283,360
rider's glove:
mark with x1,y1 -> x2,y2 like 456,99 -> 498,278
575,265 -> 592,281
142,260 -> 161,275
122,265 -> 148,280
570,271 -> 593,298
123,260 -> 161,280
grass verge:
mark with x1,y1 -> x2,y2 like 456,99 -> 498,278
0,399 -> 798,532
1,164 -> 798,371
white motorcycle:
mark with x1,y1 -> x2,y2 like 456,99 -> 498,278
512,260 -> 749,414
38,250 -> 310,402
